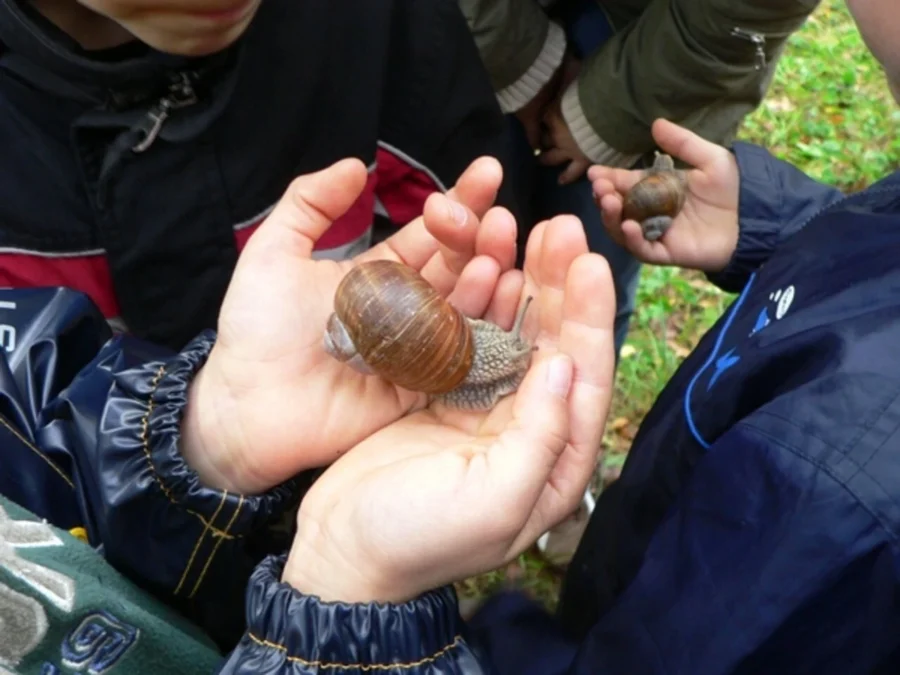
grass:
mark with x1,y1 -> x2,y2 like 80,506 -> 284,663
457,0 -> 900,611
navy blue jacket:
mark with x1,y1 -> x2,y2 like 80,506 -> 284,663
2,140 -> 900,673
467,144 -> 900,674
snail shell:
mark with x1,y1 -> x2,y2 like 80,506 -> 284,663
323,260 -> 474,394
622,153 -> 686,241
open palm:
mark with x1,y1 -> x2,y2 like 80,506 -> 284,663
286,215 -> 617,604
191,158 -> 520,494
590,119 -> 741,273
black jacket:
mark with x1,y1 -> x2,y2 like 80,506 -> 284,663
0,0 -> 510,350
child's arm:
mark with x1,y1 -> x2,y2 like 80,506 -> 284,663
561,0 -> 817,166
707,142 -> 844,293
457,0 -> 566,115
0,287 -> 304,650
591,119 -> 844,294
548,419 -> 897,674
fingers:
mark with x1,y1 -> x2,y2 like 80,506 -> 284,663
617,219 -> 674,265
557,158 -> 589,186
356,159 -> 511,296
483,269 -> 525,329
444,156 -> 503,220
594,184 -> 674,266
537,148 -> 569,167
416,203 -> 517,298
444,255 -> 502,319
651,118 -> 726,171
514,253 -> 616,546
555,253 -> 616,480
404,192 -> 481,284
485,353 -> 575,530
587,165 -> 643,195
521,220 -> 547,292
423,201 -> 517,279
354,195 -> 461,272
474,207 -> 518,273
252,159 -> 369,259
519,114 -> 543,151
522,216 -> 589,345
593,186 -> 626,246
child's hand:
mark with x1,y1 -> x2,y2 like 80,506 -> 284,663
283,216 -> 616,605
590,119 -> 740,273
181,157 -> 518,495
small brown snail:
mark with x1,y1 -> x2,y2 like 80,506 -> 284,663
622,152 -> 687,241
323,260 -> 535,410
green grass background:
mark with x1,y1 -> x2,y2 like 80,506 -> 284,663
457,0 -> 900,609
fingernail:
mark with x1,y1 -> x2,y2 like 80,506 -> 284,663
448,199 -> 468,227
545,355 -> 573,398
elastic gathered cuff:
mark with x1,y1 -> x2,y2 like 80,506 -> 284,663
145,330 -> 301,533
242,555 -> 465,670
496,21 -> 567,114
560,79 -> 642,167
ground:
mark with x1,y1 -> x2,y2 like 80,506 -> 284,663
456,0 -> 900,611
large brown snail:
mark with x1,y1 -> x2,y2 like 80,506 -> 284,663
323,260 -> 535,410
622,152 -> 687,241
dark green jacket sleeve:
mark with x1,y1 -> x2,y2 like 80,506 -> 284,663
561,0 -> 821,165
457,0 -> 567,113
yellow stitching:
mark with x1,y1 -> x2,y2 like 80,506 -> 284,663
140,364 -> 240,540
68,527 -> 89,543
0,414 -> 75,489
245,633 -> 463,671
174,488 -> 229,596
189,494 -> 244,598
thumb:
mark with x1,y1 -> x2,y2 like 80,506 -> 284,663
486,354 -> 573,517
251,158 -> 369,258
651,119 -> 725,171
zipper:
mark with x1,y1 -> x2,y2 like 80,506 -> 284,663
131,72 -> 199,153
730,27 -> 767,71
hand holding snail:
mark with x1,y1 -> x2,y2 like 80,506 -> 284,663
285,215 -> 618,607
589,118 -> 741,272
324,260 -> 535,410
183,156 -> 522,494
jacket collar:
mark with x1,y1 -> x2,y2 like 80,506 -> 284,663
0,0 -> 235,107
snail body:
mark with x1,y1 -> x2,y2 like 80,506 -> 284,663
622,152 -> 687,241
323,260 -> 534,410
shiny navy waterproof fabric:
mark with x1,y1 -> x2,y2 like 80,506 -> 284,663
219,556 -> 483,674
0,290 -> 303,649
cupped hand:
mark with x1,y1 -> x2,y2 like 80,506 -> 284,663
282,214 -> 617,605
183,157 -> 518,494
591,118 -> 741,272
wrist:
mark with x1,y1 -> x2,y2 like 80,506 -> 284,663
702,226 -> 741,275
180,352 -> 262,494
282,520 -> 408,604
